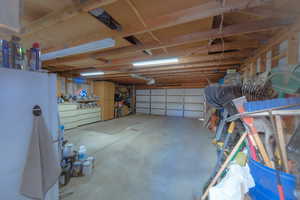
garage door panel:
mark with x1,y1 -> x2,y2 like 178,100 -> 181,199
136,102 -> 150,108
136,89 -> 150,95
136,95 -> 150,102
185,88 -> 203,95
151,95 -> 165,102
151,103 -> 165,109
167,96 -> 184,102
167,110 -> 183,117
151,108 -> 165,115
136,88 -> 204,118
136,108 -> 150,114
184,111 -> 204,118
184,103 -> 204,111
185,96 -> 204,103
167,103 -> 183,110
151,89 -> 165,95
167,89 -> 185,95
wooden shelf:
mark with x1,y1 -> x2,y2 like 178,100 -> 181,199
77,98 -> 100,103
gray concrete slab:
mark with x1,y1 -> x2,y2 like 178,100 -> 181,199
61,114 -> 216,200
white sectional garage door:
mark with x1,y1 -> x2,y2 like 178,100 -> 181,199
184,88 -> 204,118
136,89 -> 150,114
150,89 -> 166,115
136,88 -> 204,118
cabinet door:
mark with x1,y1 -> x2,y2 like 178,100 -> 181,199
101,100 -> 114,120
94,81 -> 115,101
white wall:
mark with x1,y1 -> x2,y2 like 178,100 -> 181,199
0,68 -> 59,200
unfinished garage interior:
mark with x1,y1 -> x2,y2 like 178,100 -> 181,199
1,0 -> 300,199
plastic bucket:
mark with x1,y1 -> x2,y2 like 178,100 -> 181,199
248,158 -> 297,200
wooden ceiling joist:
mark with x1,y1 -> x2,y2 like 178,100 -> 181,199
121,0 -> 272,37
18,0 -> 300,87
21,0 -> 118,36
45,14 -> 287,70
34,0 -> 271,53
43,40 -> 259,68
91,18 -> 292,59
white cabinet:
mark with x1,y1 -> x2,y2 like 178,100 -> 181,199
59,103 -> 101,130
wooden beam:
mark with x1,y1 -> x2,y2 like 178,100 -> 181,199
21,0 -> 118,36
125,0 -> 161,45
39,0 -> 271,53
239,7 -> 299,19
98,72 -> 225,79
92,18 -> 291,59
288,32 -> 299,65
271,45 -> 280,68
242,17 -> 300,69
77,64 -> 236,79
126,0 -> 272,36
260,53 -> 267,72
43,40 -> 258,67
275,116 -> 289,173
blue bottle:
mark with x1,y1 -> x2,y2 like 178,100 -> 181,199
0,40 -> 9,68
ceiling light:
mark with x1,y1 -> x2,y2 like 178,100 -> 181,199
80,71 -> 104,76
41,38 -> 115,61
132,57 -> 179,67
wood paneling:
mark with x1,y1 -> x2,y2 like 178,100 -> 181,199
93,81 -> 115,120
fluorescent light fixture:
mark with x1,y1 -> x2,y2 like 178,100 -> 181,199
132,57 -> 179,67
80,71 -> 104,76
41,38 -> 115,61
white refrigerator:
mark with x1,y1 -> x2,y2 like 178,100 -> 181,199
0,68 -> 59,200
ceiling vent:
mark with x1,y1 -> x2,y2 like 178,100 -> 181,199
89,8 -> 122,31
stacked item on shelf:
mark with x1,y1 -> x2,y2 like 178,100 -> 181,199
115,85 -> 131,118
0,36 -> 41,71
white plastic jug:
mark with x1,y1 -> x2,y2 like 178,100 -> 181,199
78,145 -> 87,161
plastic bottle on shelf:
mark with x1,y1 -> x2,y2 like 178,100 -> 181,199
0,40 -> 9,68
9,36 -> 23,69
82,160 -> 93,176
21,48 -> 27,70
78,145 -> 87,161
29,42 -> 41,71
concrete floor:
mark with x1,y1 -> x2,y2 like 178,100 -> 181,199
61,114 -> 216,200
